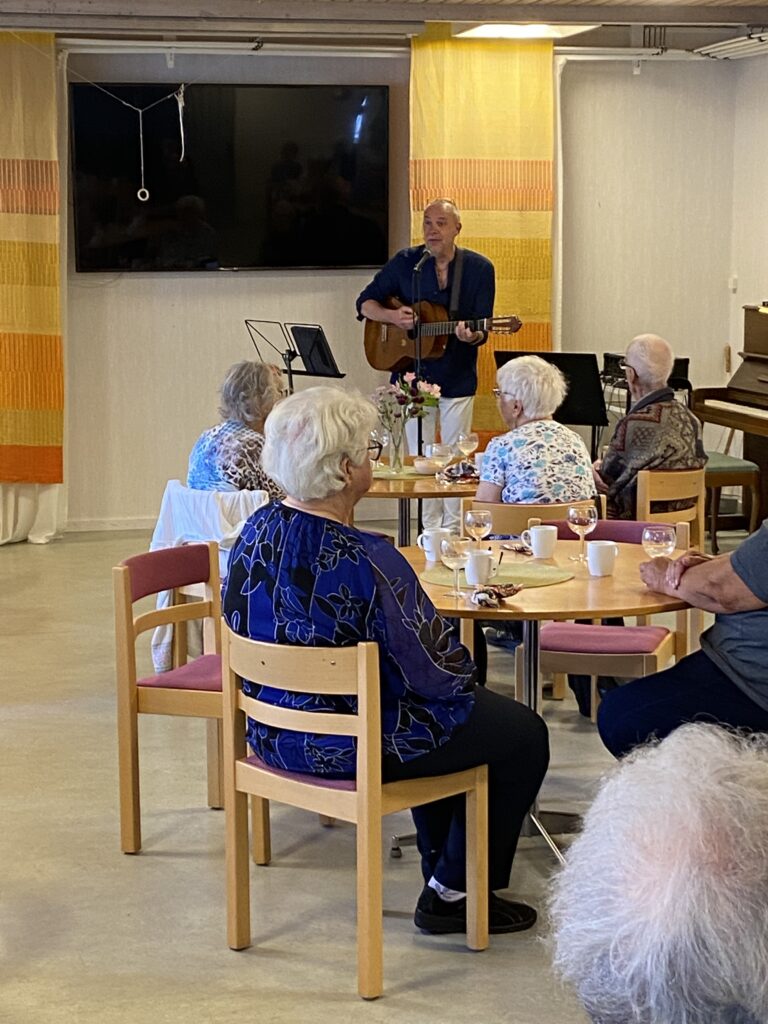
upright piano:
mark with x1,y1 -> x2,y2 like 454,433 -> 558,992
692,304 -> 768,524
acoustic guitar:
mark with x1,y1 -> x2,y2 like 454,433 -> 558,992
363,297 -> 522,372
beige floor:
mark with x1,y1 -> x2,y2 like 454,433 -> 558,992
1,527 -> 665,1023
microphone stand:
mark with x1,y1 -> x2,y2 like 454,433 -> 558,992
411,250 -> 430,532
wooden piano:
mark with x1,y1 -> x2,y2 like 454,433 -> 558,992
692,304 -> 768,524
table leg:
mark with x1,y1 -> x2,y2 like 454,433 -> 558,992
398,498 -> 411,546
521,619 -> 568,865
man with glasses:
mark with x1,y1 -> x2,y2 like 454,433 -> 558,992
593,333 -> 706,519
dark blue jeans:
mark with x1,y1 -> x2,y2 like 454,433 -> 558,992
383,687 -> 549,892
597,648 -> 768,759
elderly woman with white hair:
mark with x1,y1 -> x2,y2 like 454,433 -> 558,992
550,723 -> 768,1024
475,355 -> 594,505
187,360 -> 285,498
223,386 -> 549,937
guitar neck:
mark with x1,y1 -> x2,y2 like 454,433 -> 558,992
420,317 -> 488,336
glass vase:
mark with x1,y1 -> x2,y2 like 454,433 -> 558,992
388,420 -> 406,474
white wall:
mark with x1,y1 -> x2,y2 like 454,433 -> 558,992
64,51 -> 410,528
560,59 -> 735,395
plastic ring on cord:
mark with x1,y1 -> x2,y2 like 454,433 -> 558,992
137,188 -> 149,202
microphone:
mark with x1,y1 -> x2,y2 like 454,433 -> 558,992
413,247 -> 433,272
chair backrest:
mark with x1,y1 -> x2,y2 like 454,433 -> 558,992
222,625 -> 381,792
113,541 -> 221,682
542,519 -> 690,549
636,468 -> 706,549
462,496 -> 602,536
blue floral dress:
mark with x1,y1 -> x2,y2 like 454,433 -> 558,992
481,420 -> 594,504
223,502 -> 477,778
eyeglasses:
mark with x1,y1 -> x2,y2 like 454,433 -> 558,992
618,360 -> 637,375
492,388 -> 517,400
367,440 -> 384,461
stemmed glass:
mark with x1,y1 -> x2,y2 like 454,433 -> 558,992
369,428 -> 388,470
441,535 -> 471,600
464,509 -> 492,545
426,442 -> 454,486
567,505 -> 599,562
457,431 -> 479,459
641,525 -> 677,559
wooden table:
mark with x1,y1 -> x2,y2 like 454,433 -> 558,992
401,539 -> 690,859
363,471 -> 478,545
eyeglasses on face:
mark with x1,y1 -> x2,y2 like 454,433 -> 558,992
492,388 -> 517,400
367,440 -> 384,461
618,360 -> 637,374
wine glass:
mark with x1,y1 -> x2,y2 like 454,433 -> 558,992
641,525 -> 677,559
369,428 -> 388,469
464,509 -> 492,545
426,442 -> 454,485
457,431 -> 479,459
440,535 -> 471,600
566,505 -> 599,562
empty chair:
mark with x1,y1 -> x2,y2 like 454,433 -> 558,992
704,451 -> 759,554
636,467 -> 706,550
221,626 -> 489,999
113,540 -> 222,854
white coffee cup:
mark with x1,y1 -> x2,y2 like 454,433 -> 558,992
416,527 -> 451,562
587,540 -> 619,577
465,548 -> 498,586
520,524 -> 558,559
474,451 -> 484,474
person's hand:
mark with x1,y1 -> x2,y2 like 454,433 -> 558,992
592,465 -> 609,493
455,320 -> 481,344
639,557 -> 675,593
663,550 -> 712,589
389,306 -> 415,330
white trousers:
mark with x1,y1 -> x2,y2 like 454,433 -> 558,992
406,395 -> 474,531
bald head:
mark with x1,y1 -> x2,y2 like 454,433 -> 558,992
625,334 -> 674,395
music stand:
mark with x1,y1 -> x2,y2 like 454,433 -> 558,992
494,351 -> 608,459
245,319 -> 345,393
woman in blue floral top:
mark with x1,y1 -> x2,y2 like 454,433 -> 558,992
187,360 -> 285,498
475,355 -> 595,505
223,386 -> 549,936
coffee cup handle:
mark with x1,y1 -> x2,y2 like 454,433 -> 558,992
416,533 -> 426,550
521,529 -> 531,547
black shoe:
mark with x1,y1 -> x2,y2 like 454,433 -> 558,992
414,885 -> 537,935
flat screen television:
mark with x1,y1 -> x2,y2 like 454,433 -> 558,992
69,82 -> 389,272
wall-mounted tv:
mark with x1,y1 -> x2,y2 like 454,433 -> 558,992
69,83 -> 389,272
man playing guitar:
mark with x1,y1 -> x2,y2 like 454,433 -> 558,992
356,197 -> 495,531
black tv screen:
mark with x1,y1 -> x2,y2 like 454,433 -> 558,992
69,83 -> 389,272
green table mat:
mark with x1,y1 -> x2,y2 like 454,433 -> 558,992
420,562 -> 574,589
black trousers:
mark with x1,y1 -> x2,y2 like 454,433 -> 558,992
382,687 -> 549,892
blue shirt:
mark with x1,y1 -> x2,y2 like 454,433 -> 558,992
222,502 -> 477,777
356,245 -> 495,398
701,519 -> 768,711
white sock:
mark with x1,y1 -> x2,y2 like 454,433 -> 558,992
428,876 -> 466,902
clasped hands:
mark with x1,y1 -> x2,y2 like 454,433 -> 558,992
639,550 -> 713,593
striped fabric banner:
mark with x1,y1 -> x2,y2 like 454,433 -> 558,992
410,31 -> 554,435
0,32 -> 62,484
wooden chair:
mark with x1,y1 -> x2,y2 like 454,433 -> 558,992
113,541 -> 222,854
461,496 -> 603,536
222,626 -> 489,1000
636,468 -> 706,550
704,452 -> 760,554
514,521 -> 691,722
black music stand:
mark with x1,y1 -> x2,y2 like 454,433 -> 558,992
245,319 -> 345,393
494,351 -> 608,459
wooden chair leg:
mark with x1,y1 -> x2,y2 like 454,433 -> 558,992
250,796 -> 271,865
590,676 -> 600,724
206,719 -> 224,809
117,701 -> 141,854
550,673 -> 566,701
226,789 -> 252,950
748,479 -> 760,535
465,770 -> 489,952
356,814 -> 383,1000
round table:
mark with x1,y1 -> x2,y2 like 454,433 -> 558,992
362,470 -> 478,545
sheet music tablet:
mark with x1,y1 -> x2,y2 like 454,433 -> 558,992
286,324 -> 345,379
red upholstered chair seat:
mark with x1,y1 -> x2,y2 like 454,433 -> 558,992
137,653 -> 222,692
540,623 -> 670,654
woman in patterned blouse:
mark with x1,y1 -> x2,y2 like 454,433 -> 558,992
475,355 -> 595,505
187,360 -> 285,498
223,386 -> 549,937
